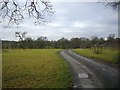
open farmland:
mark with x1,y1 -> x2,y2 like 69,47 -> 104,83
73,48 -> 119,64
2,49 -> 71,88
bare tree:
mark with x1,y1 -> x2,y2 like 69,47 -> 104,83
100,0 -> 120,11
106,1 -> 120,11
0,0 -> 54,27
15,31 -> 27,41
15,31 -> 27,49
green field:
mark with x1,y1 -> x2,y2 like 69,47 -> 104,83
2,49 -> 71,88
73,48 -> 119,64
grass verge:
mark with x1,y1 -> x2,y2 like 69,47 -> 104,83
73,48 -> 119,64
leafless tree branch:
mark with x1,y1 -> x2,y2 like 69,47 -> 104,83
15,31 -> 27,41
106,1 -> 120,11
0,0 -> 54,27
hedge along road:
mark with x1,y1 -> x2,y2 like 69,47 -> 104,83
60,50 -> 118,88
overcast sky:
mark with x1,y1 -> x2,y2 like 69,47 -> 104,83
0,1 -> 118,41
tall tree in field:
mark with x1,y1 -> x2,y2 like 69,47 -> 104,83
0,0 -> 54,27
91,36 -> 103,54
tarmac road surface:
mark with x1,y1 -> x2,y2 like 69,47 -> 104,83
60,50 -> 118,88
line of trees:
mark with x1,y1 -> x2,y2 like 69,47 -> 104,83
2,34 -> 119,53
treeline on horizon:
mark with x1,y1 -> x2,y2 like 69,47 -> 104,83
2,34 -> 119,50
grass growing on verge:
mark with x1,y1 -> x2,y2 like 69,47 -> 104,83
2,49 -> 71,88
73,48 -> 119,64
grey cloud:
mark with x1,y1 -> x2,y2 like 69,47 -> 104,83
0,2 -> 118,41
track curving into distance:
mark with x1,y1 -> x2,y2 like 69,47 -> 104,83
60,50 -> 118,88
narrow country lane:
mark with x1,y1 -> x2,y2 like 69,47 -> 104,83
60,50 -> 118,88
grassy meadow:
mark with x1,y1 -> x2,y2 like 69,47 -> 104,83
2,49 -> 71,88
73,48 -> 119,64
